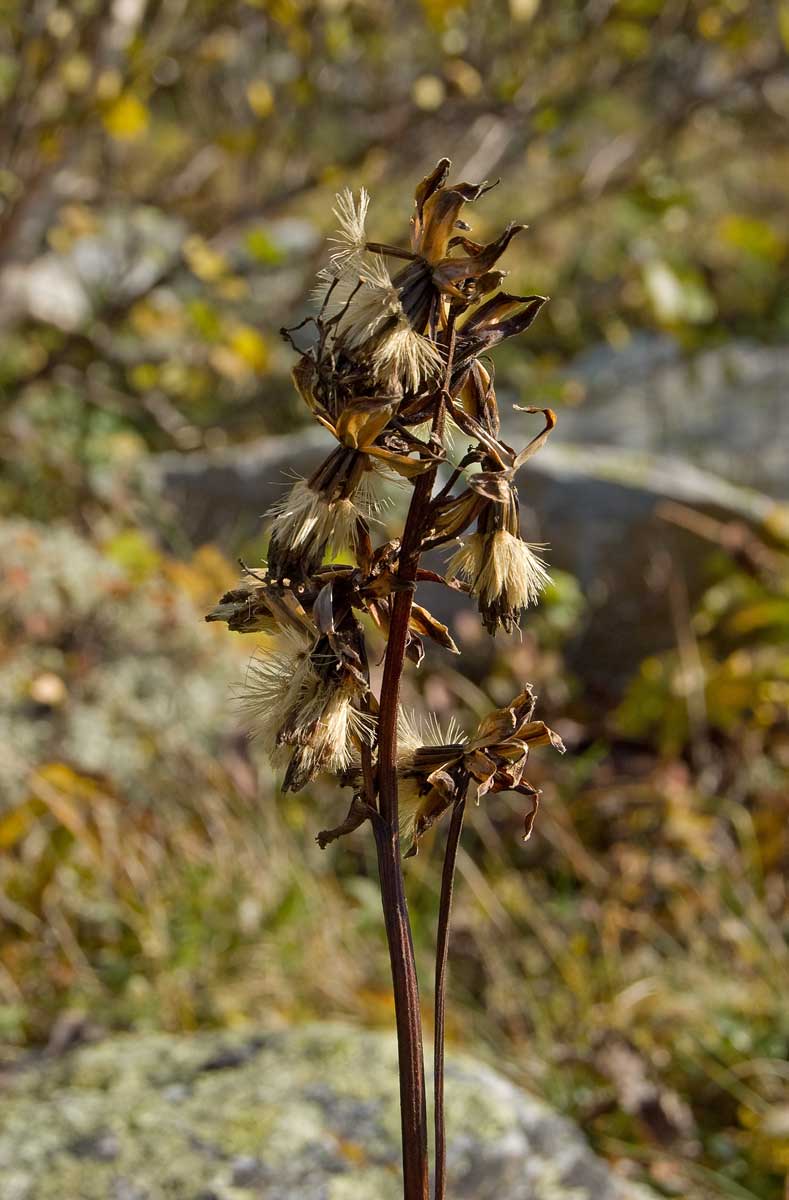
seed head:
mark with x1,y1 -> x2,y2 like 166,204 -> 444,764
396,710 -> 467,848
240,628 -> 373,790
448,529 -> 550,633
267,478 -> 363,575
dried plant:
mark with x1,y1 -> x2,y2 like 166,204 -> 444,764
207,159 -> 565,1200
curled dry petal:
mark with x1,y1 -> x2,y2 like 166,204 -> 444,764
431,223 -> 525,291
416,180 -> 491,263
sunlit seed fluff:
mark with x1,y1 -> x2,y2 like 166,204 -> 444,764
310,264 -> 359,315
397,709 -> 466,764
282,671 -> 374,774
267,479 -> 361,560
327,187 -> 370,274
338,255 -> 403,345
240,629 -> 373,775
370,317 -> 443,392
238,628 -> 315,757
449,529 -> 551,610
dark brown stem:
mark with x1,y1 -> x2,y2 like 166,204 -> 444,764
373,318 -> 457,1200
433,795 -> 466,1200
371,818 -> 429,1200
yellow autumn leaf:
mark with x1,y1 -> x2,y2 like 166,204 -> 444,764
210,346 -> 247,381
35,761 -> 104,798
214,275 -> 250,302
129,362 -> 160,391
0,801 -> 39,850
96,68 -> 122,102
103,93 -> 150,141
166,544 -> 237,608
61,53 -> 92,94
246,78 -> 274,118
183,235 -> 229,282
718,214 -> 784,262
104,528 -> 161,581
229,324 -> 269,373
27,764 -> 109,863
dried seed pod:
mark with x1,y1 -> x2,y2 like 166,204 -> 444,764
239,628 -> 373,792
448,529 -> 551,635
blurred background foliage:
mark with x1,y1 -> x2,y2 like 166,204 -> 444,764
1,2 -> 788,1198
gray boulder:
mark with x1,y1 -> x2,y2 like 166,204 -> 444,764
544,336 -> 789,498
516,443 -> 775,693
0,1025 -> 652,1200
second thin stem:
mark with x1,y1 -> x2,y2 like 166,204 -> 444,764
433,796 -> 466,1200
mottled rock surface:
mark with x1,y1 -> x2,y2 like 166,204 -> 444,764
0,1025 -> 652,1200
549,336 -> 789,498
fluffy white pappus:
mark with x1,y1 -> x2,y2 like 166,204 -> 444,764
337,255 -> 402,345
267,479 -> 361,560
327,187 -> 370,273
238,628 -> 314,756
315,255 -> 444,390
340,258 -> 445,393
397,708 -> 467,763
240,629 -> 374,776
397,776 -> 427,850
448,529 -> 551,610
310,252 -> 393,322
369,317 -> 444,392
284,674 -> 374,774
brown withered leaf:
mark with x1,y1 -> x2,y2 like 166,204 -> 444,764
415,567 -> 459,587
316,795 -> 373,850
205,581 -> 314,637
417,180 -> 492,264
467,472 -> 513,503
455,358 -> 500,437
412,157 -> 451,240
514,720 -> 566,752
453,293 -> 548,371
313,580 -> 336,636
446,399 -> 509,467
408,603 -> 460,654
523,793 -> 540,842
366,446 -> 437,478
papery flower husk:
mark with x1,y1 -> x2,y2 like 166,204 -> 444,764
266,448 -> 371,580
393,691 -> 564,853
396,710 -> 467,853
448,529 -> 550,634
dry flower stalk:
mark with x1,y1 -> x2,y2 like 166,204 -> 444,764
207,159 -> 565,1200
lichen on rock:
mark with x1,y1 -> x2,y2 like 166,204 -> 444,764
0,1025 -> 654,1200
